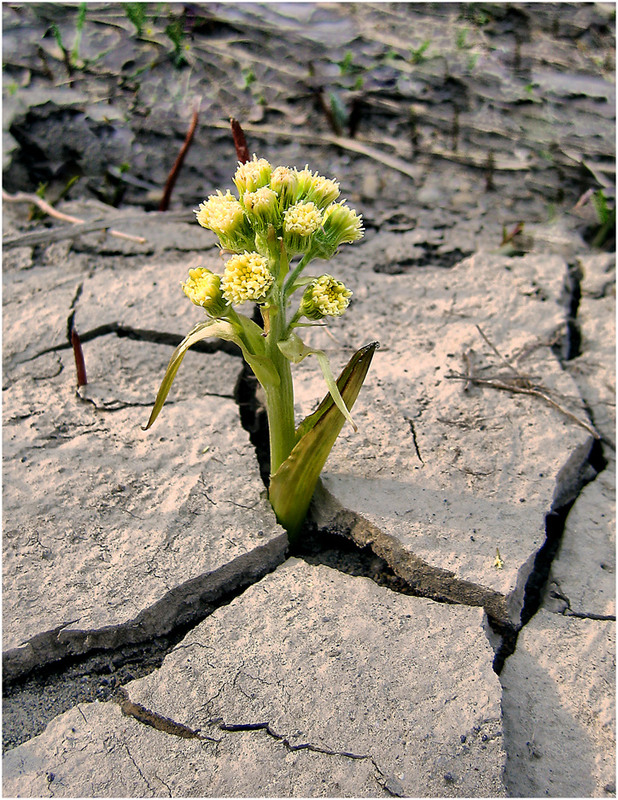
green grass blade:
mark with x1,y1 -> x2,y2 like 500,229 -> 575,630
269,341 -> 378,539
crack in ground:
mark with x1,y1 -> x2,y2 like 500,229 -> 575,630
122,742 -> 157,796
493,256 -> 612,672
2,549 -> 285,752
22,321 -> 243,364
116,689 -> 399,797
547,586 -> 616,622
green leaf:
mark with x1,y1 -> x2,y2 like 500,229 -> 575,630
143,319 -> 242,430
278,333 -> 357,431
269,341 -> 378,540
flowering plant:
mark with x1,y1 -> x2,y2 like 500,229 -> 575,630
144,157 -> 377,541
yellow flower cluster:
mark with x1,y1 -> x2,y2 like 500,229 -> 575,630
189,158 -> 363,312
182,267 -> 228,316
322,202 -> 364,245
283,201 -> 323,236
195,190 -> 243,234
243,187 -> 279,226
194,156 -> 363,259
233,156 -> 272,196
300,274 -> 352,320
294,168 -> 340,208
195,191 -> 253,251
221,252 -> 274,306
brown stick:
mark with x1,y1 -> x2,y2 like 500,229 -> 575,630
159,103 -> 200,212
230,118 -> 250,164
71,327 -> 87,387
2,190 -> 147,244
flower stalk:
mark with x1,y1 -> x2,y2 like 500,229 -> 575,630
144,156 -> 375,541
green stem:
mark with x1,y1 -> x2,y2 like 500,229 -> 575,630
263,290 -> 296,477
283,253 -> 313,298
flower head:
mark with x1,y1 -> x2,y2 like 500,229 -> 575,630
195,191 -> 243,234
195,191 -> 254,251
222,252 -> 274,306
182,268 -> 228,317
322,201 -> 364,244
242,186 -> 279,227
233,156 -> 272,196
299,274 -> 352,320
294,167 -> 340,209
283,201 -> 323,254
306,201 -> 363,260
269,166 -> 298,209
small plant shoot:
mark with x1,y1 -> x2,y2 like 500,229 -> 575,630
145,157 -> 377,541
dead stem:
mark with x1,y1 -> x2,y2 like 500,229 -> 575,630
159,101 -> 200,212
2,190 -> 147,245
448,373 -> 601,440
230,118 -> 251,164
209,121 -> 422,181
450,325 -> 602,441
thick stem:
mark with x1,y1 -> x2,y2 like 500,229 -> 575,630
263,293 -> 296,477
264,354 -> 296,476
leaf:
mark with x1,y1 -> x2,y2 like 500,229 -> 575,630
269,341 -> 378,540
278,333 -> 357,431
143,319 -> 242,431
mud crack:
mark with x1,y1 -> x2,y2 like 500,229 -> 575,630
2,543 -> 286,751
115,685 -> 401,796
115,688 -> 219,742
25,321 -> 242,364
208,717 -> 402,797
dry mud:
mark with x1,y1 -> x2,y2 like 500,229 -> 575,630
2,2 -> 616,797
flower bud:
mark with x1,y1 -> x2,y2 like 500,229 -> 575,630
308,201 -> 363,259
222,252 -> 274,306
269,166 -> 298,210
299,274 -> 352,320
322,201 -> 364,244
283,201 -> 323,254
182,268 -> 229,317
195,191 -> 254,252
293,167 -> 340,209
233,155 -> 272,196
242,186 -> 279,227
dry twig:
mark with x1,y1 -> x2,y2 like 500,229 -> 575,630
449,326 -> 602,441
3,190 -> 147,245
71,327 -> 87,387
159,101 -> 200,211
230,118 -> 250,164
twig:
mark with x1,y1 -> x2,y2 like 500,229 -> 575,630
2,190 -> 147,245
475,324 -> 516,372
448,312 -> 604,438
159,101 -> 200,211
230,118 -> 250,164
71,327 -> 87,387
447,372 -> 601,440
462,350 -> 474,392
